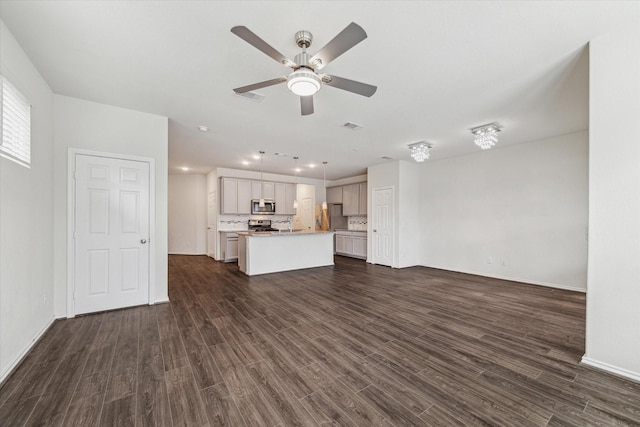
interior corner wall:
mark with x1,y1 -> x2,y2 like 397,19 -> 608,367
419,131 -> 589,291
398,161 -> 420,267
168,174 -> 207,255
0,20 -> 55,382
585,23 -> 640,380
53,95 -> 169,316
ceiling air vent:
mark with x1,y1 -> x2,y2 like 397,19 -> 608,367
343,122 -> 363,130
234,91 -> 265,103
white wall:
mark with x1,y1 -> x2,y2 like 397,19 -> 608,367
585,23 -> 640,380
0,20 -> 55,381
53,95 -> 169,314
419,132 -> 588,291
168,174 -> 207,255
398,161 -> 420,268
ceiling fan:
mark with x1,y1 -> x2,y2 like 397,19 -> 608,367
231,22 -> 377,116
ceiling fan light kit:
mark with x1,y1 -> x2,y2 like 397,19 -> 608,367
287,68 -> 321,96
231,22 -> 376,115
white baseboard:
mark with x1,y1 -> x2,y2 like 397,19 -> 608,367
581,356 -> 640,383
421,264 -> 587,293
0,317 -> 56,385
153,297 -> 170,304
168,252 -> 206,255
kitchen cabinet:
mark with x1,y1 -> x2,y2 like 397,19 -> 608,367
221,178 -> 251,214
342,184 -> 360,216
251,180 -> 274,200
284,183 -> 297,214
358,182 -> 367,215
237,180 -> 251,214
352,234 -> 367,258
220,232 -> 239,262
274,182 -> 296,215
221,177 -> 295,215
326,186 -> 343,204
335,230 -> 367,259
221,178 -> 238,214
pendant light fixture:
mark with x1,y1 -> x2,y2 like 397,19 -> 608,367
322,161 -> 328,210
259,150 -> 266,207
293,156 -> 299,210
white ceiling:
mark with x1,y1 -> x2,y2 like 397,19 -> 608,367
1,1 -> 638,180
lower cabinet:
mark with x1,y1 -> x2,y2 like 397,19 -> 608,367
335,231 -> 367,259
220,232 -> 239,262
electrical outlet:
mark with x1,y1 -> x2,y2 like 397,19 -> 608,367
487,257 -> 493,264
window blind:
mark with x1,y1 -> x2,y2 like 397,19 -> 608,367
0,75 -> 31,167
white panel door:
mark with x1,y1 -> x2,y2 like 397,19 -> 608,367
74,154 -> 150,314
372,187 -> 393,266
207,189 -> 216,258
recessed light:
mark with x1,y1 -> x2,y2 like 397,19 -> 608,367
198,125 -> 209,132
252,154 -> 261,160
308,164 -> 316,168
242,161 -> 249,166
181,167 -> 189,171
295,168 -> 301,172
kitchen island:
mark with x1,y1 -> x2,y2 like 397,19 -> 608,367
237,230 -> 334,276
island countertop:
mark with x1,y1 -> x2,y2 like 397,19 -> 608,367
238,230 -> 334,275
238,230 -> 333,237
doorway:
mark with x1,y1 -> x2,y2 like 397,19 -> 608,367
371,186 -> 394,267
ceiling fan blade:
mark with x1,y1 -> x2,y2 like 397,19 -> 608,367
308,22 -> 367,70
322,75 -> 377,97
233,77 -> 287,94
300,96 -> 314,116
231,26 -> 295,67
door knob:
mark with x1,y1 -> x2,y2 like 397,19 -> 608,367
373,229 -> 377,232
141,239 -> 147,244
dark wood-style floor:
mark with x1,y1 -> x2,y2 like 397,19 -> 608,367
1,255 -> 639,426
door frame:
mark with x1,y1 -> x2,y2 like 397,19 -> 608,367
370,185 -> 395,267
67,148 -> 156,318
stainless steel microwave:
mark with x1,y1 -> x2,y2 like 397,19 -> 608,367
251,199 -> 276,215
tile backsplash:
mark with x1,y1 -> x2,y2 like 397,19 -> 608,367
218,215 -> 293,231
348,217 -> 367,231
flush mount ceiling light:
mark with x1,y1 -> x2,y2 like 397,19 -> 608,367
471,123 -> 501,150
287,68 -> 322,96
409,142 -> 432,162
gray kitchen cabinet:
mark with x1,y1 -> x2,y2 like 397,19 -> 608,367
285,183 -> 296,214
335,230 -> 367,259
342,184 -> 360,215
358,182 -> 367,215
220,232 -> 239,262
237,180 -> 252,214
221,177 -> 251,214
326,186 -> 343,204
274,182 -> 297,215
252,180 -> 275,200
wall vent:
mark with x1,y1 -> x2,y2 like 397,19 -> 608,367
343,122 -> 363,130
234,91 -> 265,102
